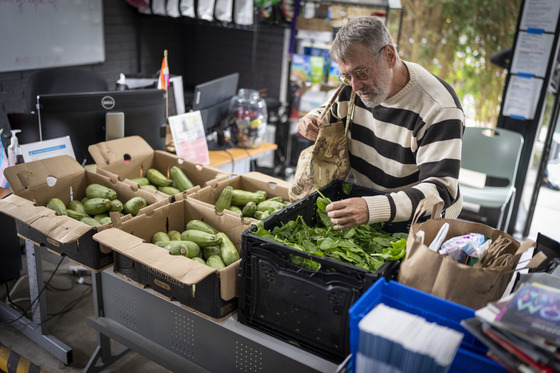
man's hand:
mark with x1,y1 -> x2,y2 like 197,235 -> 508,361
297,114 -> 321,141
326,197 -> 369,230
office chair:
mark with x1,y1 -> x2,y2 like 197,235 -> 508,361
459,126 -> 524,231
26,67 -> 108,112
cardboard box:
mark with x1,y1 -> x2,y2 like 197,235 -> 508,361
0,155 -> 165,271
88,136 -> 231,196
188,172 -> 291,216
93,195 -> 252,321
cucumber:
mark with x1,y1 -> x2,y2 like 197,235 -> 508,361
217,232 -> 239,266
186,219 -> 219,235
46,197 -> 68,216
170,166 -> 194,192
86,183 -> 118,200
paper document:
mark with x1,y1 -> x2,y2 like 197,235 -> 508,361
20,136 -> 75,162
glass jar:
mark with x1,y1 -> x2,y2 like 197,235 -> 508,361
228,88 -> 268,148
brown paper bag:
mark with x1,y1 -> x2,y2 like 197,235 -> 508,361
289,91 -> 355,202
398,195 -> 535,309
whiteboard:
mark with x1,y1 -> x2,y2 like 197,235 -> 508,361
0,0 -> 105,73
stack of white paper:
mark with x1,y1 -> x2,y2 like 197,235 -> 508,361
356,304 -> 464,373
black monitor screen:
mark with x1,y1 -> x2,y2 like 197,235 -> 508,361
37,89 -> 166,165
190,73 -> 239,134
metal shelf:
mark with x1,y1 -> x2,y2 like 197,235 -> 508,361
85,268 -> 339,373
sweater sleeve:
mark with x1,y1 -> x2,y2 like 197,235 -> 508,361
364,107 -> 464,224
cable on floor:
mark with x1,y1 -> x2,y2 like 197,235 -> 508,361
0,256 -> 65,325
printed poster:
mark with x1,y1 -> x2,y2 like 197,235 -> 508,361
168,111 -> 210,165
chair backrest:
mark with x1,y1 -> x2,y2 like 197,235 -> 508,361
26,68 -> 108,112
461,127 -> 524,187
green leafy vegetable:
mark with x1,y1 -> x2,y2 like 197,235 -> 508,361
250,194 -> 408,272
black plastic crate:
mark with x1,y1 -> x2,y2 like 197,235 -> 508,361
238,180 -> 405,363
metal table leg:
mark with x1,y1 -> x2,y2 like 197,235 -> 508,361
0,240 -> 72,364
82,272 -> 129,373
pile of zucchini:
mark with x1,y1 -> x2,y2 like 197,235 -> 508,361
131,166 -> 194,195
46,183 -> 148,227
151,219 -> 239,270
214,186 -> 290,220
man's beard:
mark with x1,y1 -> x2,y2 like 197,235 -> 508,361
357,62 -> 391,108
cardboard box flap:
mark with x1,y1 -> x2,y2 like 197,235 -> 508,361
0,194 -> 53,224
242,171 -> 292,192
93,228 -> 216,285
89,136 -> 154,174
0,194 -> 94,243
4,155 -> 84,194
33,213 -> 94,243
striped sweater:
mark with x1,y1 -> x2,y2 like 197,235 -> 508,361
312,61 -> 464,223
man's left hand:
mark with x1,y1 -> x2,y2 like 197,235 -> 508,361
325,197 -> 369,230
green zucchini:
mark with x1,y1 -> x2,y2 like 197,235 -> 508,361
167,230 -> 182,241
123,197 -> 147,216
67,200 -> 86,215
206,255 -> 226,270
46,197 -> 68,216
231,189 -> 266,206
152,232 -> 170,244
217,232 -> 239,266
86,184 -> 118,200
83,198 -> 112,216
186,220 -> 219,235
180,230 -> 221,247
170,166 -> 194,192
146,168 -> 172,187
215,186 -> 233,212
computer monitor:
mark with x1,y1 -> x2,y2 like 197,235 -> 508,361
6,112 -> 41,144
37,89 -> 166,165
190,73 -> 239,134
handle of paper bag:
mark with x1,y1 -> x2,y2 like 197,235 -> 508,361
412,195 -> 444,225
318,83 -> 346,126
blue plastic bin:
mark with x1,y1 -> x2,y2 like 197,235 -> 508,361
348,278 -> 508,373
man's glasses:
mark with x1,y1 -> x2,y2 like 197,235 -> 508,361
338,45 -> 387,85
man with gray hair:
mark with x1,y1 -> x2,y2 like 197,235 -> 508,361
297,16 -> 464,229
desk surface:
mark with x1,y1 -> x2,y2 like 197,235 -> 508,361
208,142 -> 277,168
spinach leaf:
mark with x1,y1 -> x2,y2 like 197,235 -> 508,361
249,192 -> 408,273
